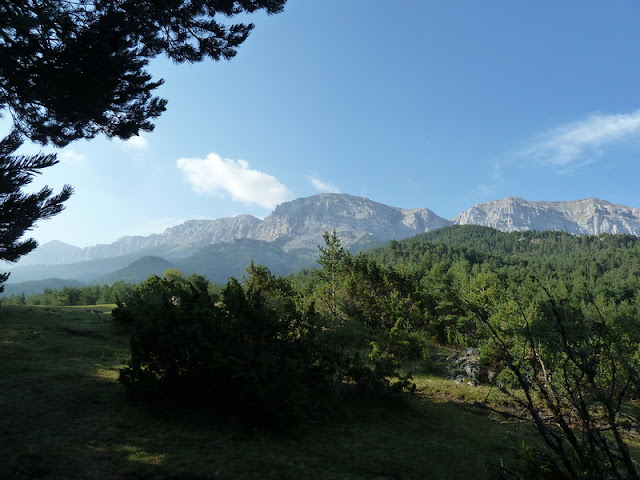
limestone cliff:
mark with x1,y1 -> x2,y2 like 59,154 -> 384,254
454,197 -> 640,235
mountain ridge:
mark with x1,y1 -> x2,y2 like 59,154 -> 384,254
453,196 -> 640,235
6,194 -> 640,288
16,193 -> 454,267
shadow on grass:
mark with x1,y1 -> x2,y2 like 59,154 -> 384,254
0,306 -> 561,479
7,393 -> 530,479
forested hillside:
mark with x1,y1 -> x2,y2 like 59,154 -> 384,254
287,226 -> 640,477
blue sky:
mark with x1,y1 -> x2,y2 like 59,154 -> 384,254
14,1 -> 640,247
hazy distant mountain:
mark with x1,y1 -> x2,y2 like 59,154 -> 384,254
28,215 -> 264,266
173,239 -> 311,284
6,253 -> 144,283
454,197 -> 640,235
6,193 -> 640,291
14,240 -> 84,267
95,240 -> 308,286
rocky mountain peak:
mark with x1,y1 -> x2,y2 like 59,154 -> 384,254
454,196 -> 640,235
251,194 -> 451,250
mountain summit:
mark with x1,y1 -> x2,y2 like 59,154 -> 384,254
453,197 -> 640,235
250,193 -> 452,250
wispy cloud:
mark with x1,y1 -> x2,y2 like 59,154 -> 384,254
519,109 -> 640,172
476,184 -> 496,196
59,149 -> 86,162
177,153 -> 293,209
307,173 -> 340,193
474,161 -> 503,198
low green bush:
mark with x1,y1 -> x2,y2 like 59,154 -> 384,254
118,267 -> 415,427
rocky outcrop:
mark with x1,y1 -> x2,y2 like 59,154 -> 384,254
85,215 -> 263,260
250,193 -> 452,250
448,347 -> 485,386
454,197 -> 640,235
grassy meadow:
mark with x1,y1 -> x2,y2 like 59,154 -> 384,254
0,304 -> 536,479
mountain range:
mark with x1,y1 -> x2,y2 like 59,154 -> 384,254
4,194 -> 640,293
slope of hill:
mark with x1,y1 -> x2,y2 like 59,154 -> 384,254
365,225 -> 640,287
96,256 -> 176,285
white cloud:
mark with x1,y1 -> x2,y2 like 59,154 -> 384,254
519,109 -> 640,171
307,174 -> 340,193
59,149 -> 86,162
177,153 -> 293,209
117,134 -> 149,150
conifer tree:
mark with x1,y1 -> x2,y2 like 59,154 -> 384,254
317,231 -> 348,322
0,0 -> 287,146
0,131 -> 72,292
0,0 -> 286,283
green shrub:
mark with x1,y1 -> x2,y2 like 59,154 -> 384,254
118,271 -> 314,425
118,267 -> 417,427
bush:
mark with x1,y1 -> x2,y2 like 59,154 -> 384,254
118,271 -> 314,425
118,267 -> 418,427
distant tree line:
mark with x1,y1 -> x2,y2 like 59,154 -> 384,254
2,281 -> 136,306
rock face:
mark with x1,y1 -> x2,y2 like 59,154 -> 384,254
14,194 -> 640,269
250,193 -> 453,250
90,215 -> 263,260
448,347 -> 485,386
27,215 -> 263,265
454,197 -> 640,236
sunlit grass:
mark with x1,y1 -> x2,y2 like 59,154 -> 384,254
117,445 -> 167,465
93,367 -> 121,381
